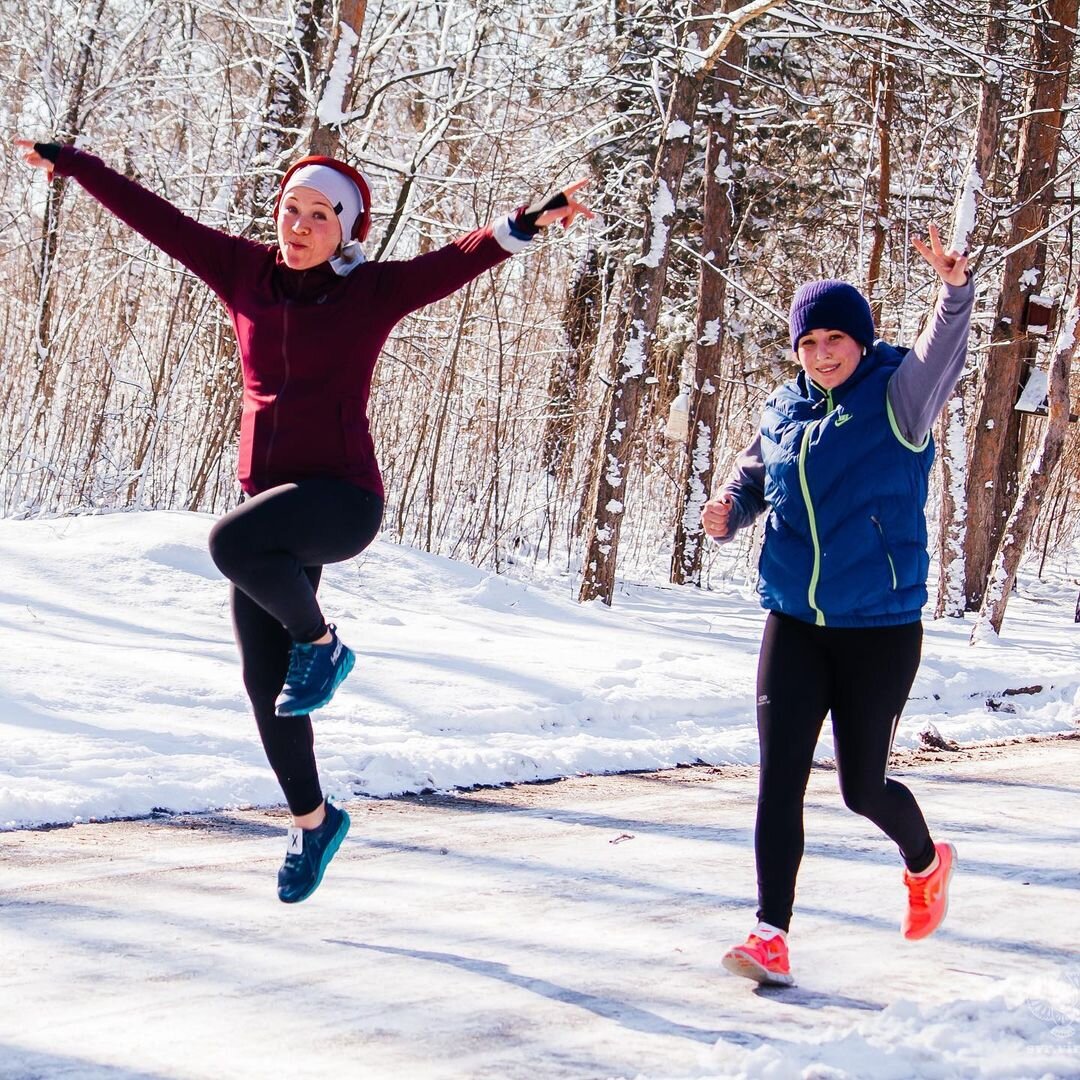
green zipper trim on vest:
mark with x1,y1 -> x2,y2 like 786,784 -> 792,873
797,421 -> 826,626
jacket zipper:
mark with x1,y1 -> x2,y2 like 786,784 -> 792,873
870,515 -> 898,590
795,383 -> 833,626
797,419 -> 826,627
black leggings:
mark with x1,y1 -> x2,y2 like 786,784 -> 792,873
754,611 -> 935,932
208,479 -> 384,816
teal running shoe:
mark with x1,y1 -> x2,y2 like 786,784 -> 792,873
277,801 -> 351,903
275,623 -> 355,717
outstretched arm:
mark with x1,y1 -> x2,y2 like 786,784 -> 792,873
375,179 -> 593,319
888,223 -> 974,447
16,140 -> 255,301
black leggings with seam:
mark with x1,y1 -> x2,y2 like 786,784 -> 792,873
755,610 -> 936,932
208,478 -> 384,816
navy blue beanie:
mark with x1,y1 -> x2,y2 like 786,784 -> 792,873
789,279 -> 875,352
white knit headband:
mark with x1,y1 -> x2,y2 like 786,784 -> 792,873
281,163 -> 365,245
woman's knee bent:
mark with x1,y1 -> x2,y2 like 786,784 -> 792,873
208,511 -> 252,580
839,778 -> 887,818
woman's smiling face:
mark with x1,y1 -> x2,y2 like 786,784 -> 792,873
795,328 -> 864,390
277,186 -> 341,270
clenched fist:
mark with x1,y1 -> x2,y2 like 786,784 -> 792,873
702,494 -> 735,540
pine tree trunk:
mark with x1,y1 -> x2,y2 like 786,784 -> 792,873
578,27 -> 713,603
973,292 -> 1079,637
865,41 -> 894,323
670,15 -> 746,585
962,0 -> 1078,610
309,0 -> 368,157
935,0 -> 1009,618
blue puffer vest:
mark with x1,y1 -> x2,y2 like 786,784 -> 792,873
757,342 -> 934,627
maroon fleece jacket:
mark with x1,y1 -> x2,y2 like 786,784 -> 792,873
53,146 -> 518,499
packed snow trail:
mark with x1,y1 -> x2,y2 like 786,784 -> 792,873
1,741 -> 1077,1078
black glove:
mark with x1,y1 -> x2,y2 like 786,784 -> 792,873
34,142 -> 62,164
513,190 -> 570,236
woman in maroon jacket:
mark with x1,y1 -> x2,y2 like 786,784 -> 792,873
18,138 -> 590,903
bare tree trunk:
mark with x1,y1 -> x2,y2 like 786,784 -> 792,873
973,291 -> 1079,638
962,0 -> 1078,610
32,0 -> 108,396
309,0 -> 368,157
865,40 -> 894,323
541,249 -> 609,483
935,0 -> 1009,618
579,0 -> 782,604
249,0 -> 333,224
670,12 -> 746,585
425,285 -> 474,552
578,51 -> 709,603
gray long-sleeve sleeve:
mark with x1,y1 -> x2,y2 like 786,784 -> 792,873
709,434 -> 768,545
887,277 -> 975,445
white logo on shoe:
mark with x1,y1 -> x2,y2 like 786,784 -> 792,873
286,827 -> 303,855
330,641 -> 343,663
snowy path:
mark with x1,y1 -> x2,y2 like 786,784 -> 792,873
2,512 -> 1078,830
2,739 -> 1077,1079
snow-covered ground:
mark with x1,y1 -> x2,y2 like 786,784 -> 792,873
1,744 -> 1077,1079
1,510 -> 1078,829
1,511 -> 1079,1078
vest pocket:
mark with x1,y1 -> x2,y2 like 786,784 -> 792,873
870,515 -> 898,590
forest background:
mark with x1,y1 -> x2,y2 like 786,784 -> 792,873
2,0 -> 1079,639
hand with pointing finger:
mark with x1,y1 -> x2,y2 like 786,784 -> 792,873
912,223 -> 968,287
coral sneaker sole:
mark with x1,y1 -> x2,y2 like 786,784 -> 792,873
722,945 -> 795,987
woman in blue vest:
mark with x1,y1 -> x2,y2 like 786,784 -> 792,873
702,225 -> 972,986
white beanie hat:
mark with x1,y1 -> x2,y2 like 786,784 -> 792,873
281,163 -> 365,247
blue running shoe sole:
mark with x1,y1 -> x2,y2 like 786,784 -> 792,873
276,645 -> 356,717
281,808 -> 351,904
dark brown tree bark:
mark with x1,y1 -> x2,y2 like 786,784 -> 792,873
962,0 -> 1078,610
935,0 -> 1010,618
865,42 -> 895,324
578,45 -> 711,603
541,249 -> 610,485
579,0 -> 783,604
249,0 -> 333,225
670,14 -> 746,585
33,0 -> 108,395
309,0 -> 368,157
974,292 -> 1079,637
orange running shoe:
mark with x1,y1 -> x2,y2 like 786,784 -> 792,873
902,841 -> 956,940
722,927 -> 794,986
